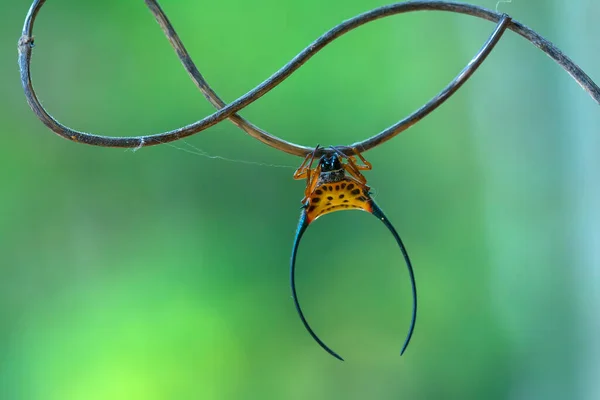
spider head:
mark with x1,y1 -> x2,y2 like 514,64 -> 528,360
319,154 -> 342,172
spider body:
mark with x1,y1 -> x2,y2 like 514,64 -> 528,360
290,146 -> 417,361
304,178 -> 373,223
294,147 -> 374,223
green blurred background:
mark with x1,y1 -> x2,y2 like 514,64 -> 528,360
1,0 -> 599,399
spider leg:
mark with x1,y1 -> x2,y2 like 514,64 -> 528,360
290,211 -> 344,361
349,147 -> 372,171
329,146 -> 371,188
293,155 -> 312,180
328,145 -> 350,163
370,200 -> 417,356
342,162 -> 368,186
294,146 -> 323,203
302,165 -> 321,202
293,145 -> 320,180
341,158 -> 372,194
328,146 -> 371,170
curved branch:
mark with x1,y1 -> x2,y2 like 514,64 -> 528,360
19,1 -> 600,155
146,1 -> 509,156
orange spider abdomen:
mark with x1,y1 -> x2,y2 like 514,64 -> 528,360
305,178 -> 372,223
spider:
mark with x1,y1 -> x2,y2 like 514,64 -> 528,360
290,145 -> 417,361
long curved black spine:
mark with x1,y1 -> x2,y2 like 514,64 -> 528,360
370,200 -> 417,356
290,210 -> 345,361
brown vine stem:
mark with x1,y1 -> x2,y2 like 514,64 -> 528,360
19,1 -> 600,156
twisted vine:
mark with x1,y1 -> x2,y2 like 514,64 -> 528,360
18,1 -> 600,157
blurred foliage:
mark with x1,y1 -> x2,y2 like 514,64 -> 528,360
1,0 -> 599,399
